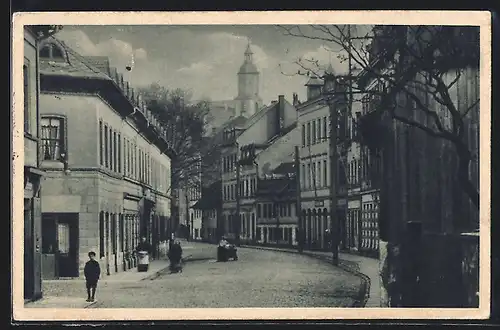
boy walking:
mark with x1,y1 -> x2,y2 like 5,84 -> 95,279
84,251 -> 101,302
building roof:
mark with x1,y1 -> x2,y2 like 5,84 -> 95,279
305,76 -> 324,87
38,37 -> 111,80
256,177 -> 296,198
272,161 -> 295,175
192,180 -> 222,210
226,115 -> 248,129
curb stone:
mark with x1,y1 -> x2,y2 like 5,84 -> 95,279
241,245 -> 371,307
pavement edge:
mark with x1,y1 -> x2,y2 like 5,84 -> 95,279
241,244 -> 371,308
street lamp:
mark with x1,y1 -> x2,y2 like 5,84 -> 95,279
323,71 -> 340,266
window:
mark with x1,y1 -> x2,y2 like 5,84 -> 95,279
119,214 -> 124,252
306,122 -> 311,146
104,125 -> 109,168
139,150 -> 142,181
41,117 -> 65,161
39,43 -> 65,60
99,121 -> 103,166
323,160 -> 328,187
114,131 -> 118,172
323,116 -> 328,140
307,164 -> 311,189
317,118 -> 322,143
301,124 -> 306,147
118,134 -> 122,174
257,204 -> 262,218
23,62 -> 30,134
318,161 -> 323,188
57,223 -> 70,254
312,120 -> 316,144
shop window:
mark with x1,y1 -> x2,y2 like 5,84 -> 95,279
41,116 -> 65,161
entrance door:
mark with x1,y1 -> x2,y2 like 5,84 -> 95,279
57,214 -> 79,278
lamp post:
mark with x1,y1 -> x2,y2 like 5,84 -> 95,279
323,71 -> 340,266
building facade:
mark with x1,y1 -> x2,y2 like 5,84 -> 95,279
340,82 -> 381,257
220,95 -> 299,243
255,163 -> 298,245
192,180 -> 222,243
38,37 -> 173,279
296,73 -> 350,251
23,26 -> 44,301
358,25 -> 480,307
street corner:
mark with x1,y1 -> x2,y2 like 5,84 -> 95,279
25,296 -> 97,309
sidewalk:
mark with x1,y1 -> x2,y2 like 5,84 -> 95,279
26,241 -> 211,308
241,244 -> 380,307
26,259 -> 169,309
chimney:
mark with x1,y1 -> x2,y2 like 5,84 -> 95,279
277,95 -> 285,131
292,93 -> 299,106
278,94 -> 285,119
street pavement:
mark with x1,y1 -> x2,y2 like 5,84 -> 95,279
27,241 -> 363,308
241,245 -> 381,307
87,243 -> 362,308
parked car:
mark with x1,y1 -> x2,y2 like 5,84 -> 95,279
217,238 -> 238,262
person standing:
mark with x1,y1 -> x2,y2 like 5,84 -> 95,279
136,236 -> 152,254
84,251 -> 101,302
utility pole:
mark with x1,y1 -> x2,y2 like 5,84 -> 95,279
324,72 -> 340,266
294,146 -> 303,253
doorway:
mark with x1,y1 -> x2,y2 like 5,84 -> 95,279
57,214 -> 79,277
42,213 -> 79,278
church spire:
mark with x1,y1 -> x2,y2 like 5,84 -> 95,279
244,38 -> 253,62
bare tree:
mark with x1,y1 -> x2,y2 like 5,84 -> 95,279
139,83 -> 222,194
27,25 -> 64,40
277,24 -> 480,210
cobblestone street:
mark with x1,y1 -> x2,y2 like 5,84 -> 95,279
91,246 -> 362,308
34,242 -> 363,308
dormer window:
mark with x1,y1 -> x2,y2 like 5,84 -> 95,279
39,43 -> 66,61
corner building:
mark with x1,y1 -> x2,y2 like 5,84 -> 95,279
38,37 -> 173,279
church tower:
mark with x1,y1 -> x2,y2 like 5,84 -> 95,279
234,42 -> 263,117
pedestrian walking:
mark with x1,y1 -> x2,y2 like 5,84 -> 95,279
84,251 -> 101,302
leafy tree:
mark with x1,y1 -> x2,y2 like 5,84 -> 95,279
278,25 -> 480,210
139,83 -> 222,194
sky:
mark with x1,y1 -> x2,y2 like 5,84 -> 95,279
55,25 -> 364,105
